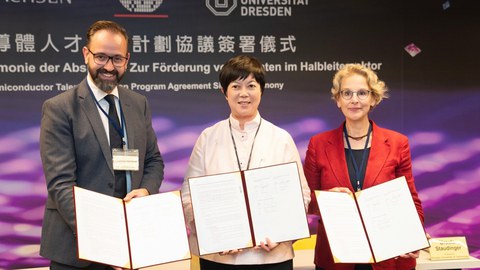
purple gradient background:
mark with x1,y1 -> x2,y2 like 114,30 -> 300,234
1,90 -> 479,269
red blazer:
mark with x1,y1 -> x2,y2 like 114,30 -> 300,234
304,121 -> 424,270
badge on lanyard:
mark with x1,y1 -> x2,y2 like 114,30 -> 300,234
112,148 -> 139,171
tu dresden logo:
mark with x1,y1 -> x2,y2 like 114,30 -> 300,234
206,0 -> 237,16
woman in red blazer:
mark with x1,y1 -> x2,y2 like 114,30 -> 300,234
304,63 -> 424,270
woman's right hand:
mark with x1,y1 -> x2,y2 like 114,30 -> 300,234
219,249 -> 242,256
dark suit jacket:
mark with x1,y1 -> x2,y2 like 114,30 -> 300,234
304,121 -> 424,270
39,78 -> 164,267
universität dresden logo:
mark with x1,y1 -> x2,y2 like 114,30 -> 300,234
119,0 -> 163,12
206,0 -> 237,16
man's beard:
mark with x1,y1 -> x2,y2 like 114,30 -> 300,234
90,67 -> 124,92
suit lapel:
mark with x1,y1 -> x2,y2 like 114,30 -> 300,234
364,122 -> 390,188
78,80 -> 114,173
325,124 -> 352,189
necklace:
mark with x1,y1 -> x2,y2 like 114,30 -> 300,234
229,118 -> 262,171
347,133 -> 368,141
344,122 -> 372,191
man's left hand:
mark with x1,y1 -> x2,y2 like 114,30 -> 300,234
123,188 -> 149,202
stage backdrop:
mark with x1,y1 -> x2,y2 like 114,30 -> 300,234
1,0 -> 479,268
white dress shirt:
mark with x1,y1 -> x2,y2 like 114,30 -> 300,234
181,113 -> 310,265
86,74 -> 132,192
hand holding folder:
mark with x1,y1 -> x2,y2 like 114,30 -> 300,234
73,187 -> 191,269
188,162 -> 310,255
315,176 -> 429,263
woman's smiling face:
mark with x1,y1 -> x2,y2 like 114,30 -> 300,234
225,73 -> 262,123
336,74 -> 375,123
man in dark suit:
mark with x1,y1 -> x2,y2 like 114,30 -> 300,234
39,20 -> 164,270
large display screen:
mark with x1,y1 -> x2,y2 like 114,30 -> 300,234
0,0 -> 478,268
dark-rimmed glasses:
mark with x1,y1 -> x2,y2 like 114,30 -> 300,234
86,47 -> 128,67
340,89 -> 371,100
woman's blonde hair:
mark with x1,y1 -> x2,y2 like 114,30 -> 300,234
331,63 -> 388,107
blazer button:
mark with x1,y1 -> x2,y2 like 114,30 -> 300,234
108,183 -> 114,188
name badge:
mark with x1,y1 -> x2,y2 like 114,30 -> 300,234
112,148 -> 139,171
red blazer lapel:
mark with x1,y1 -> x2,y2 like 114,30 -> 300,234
364,121 -> 390,188
325,124 -> 353,189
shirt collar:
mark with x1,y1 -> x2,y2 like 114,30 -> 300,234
87,73 -> 119,102
229,113 -> 261,132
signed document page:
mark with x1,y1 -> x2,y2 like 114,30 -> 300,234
74,186 -> 131,268
188,172 -> 253,255
126,191 -> 191,269
357,177 -> 429,262
74,187 -> 191,269
188,162 -> 309,255
244,162 -> 309,245
315,176 -> 429,263
315,190 -> 373,263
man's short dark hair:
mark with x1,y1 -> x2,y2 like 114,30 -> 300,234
86,20 -> 129,48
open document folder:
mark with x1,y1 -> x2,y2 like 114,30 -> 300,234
188,162 -> 310,255
315,176 -> 429,263
74,187 -> 191,269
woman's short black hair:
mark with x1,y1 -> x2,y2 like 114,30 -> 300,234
219,55 -> 266,96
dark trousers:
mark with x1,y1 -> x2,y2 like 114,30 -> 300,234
200,258 -> 293,270
50,261 -> 114,270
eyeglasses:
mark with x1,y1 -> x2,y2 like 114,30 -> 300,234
340,89 -> 371,100
86,47 -> 128,67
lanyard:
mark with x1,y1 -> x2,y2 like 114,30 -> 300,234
88,85 -> 126,146
344,122 -> 372,191
229,118 -> 262,171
